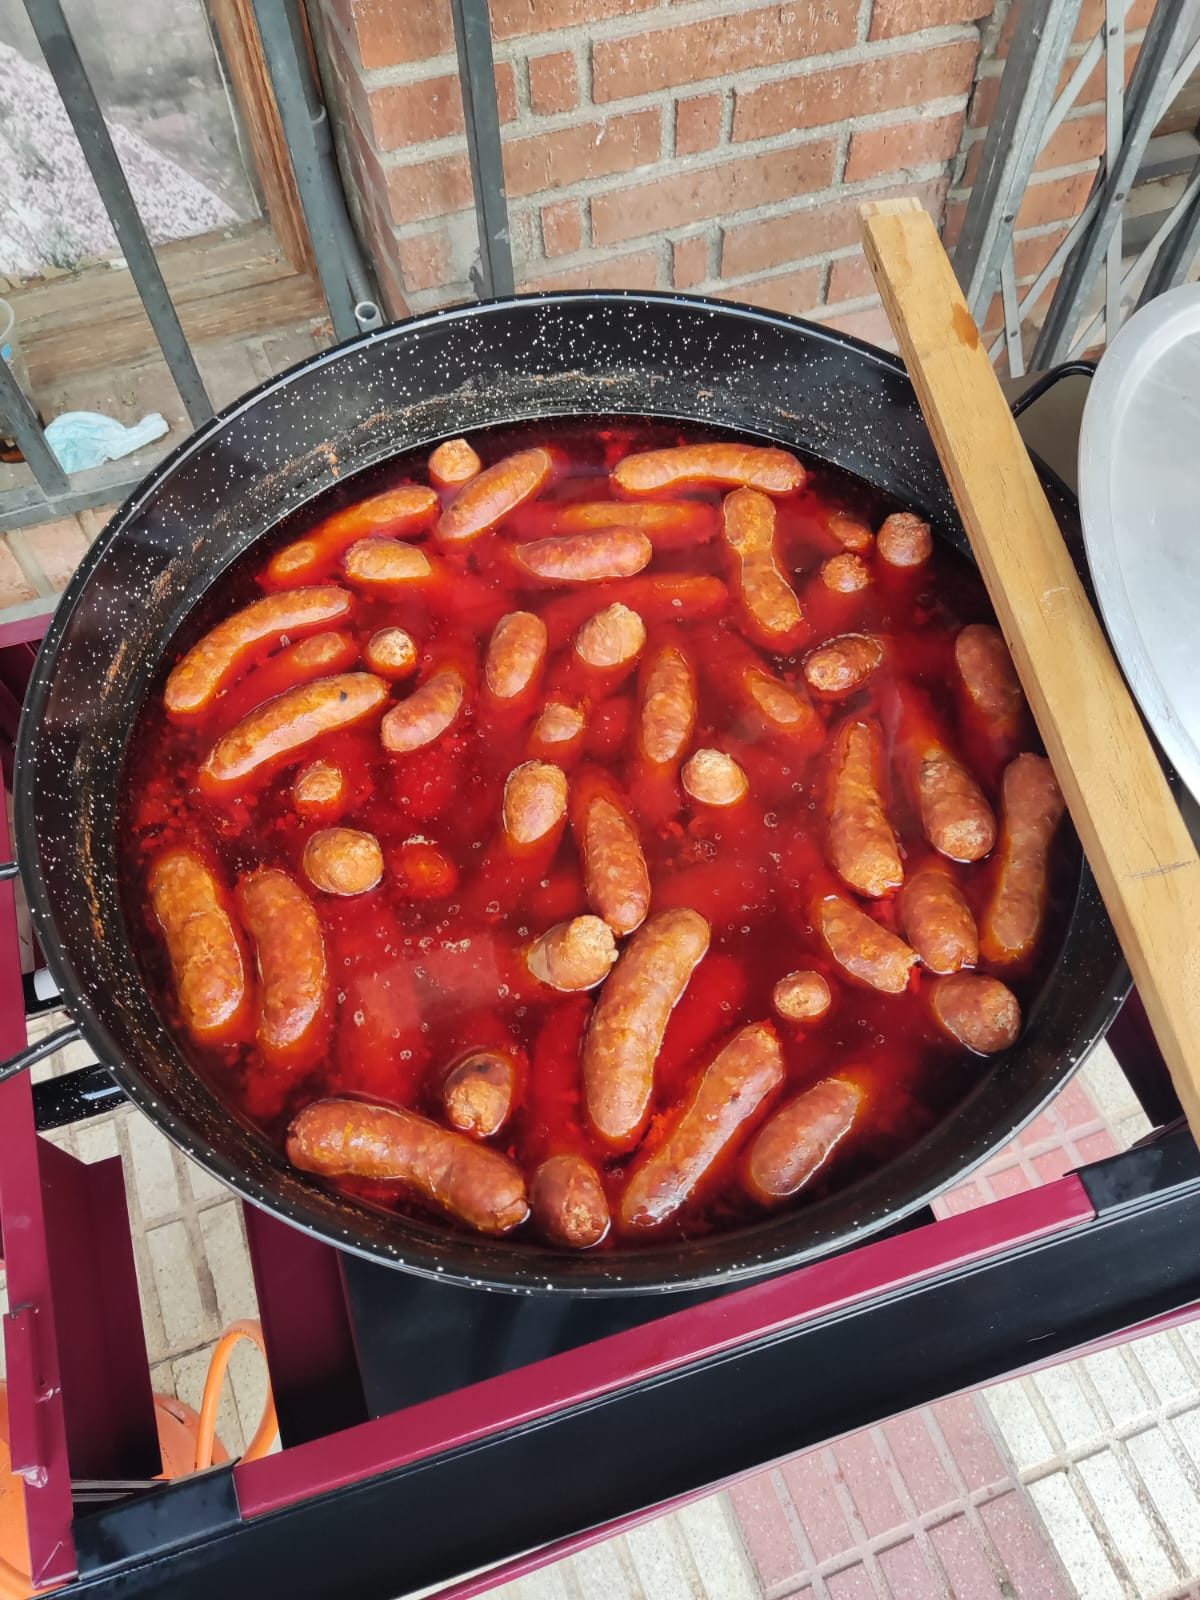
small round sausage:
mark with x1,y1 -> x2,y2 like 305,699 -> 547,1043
442,1051 -> 516,1138
293,759 -> 346,818
744,1076 -> 863,1202
821,552 -> 871,593
526,915 -> 618,990
343,538 -> 433,591
575,603 -> 647,669
773,971 -> 832,1023
931,973 -> 1021,1054
429,437 -> 482,489
365,627 -> 419,679
303,827 -> 384,896
900,865 -> 978,975
502,760 -> 569,847
804,634 -> 883,697
485,611 -> 548,700
532,699 -> 586,747
681,748 -> 749,807
531,1153 -> 611,1248
877,512 -> 932,567
827,512 -> 873,552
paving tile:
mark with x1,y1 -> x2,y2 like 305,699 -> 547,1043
1125,1428 -> 1200,1569
779,1451 -> 854,1563
1170,1408 -> 1200,1476
676,1496 -> 760,1600
126,1112 -> 182,1219
146,1220 -> 213,1353
927,1515 -> 1006,1597
1033,1148 -> 1073,1184
824,1564 -> 878,1600
977,1490 -> 1075,1600
830,1432 -> 905,1538
72,1116 -> 120,1165
875,1538 -> 942,1600
624,1514 -> 701,1600
1032,1364 -> 1104,1452
1053,1076 -> 1102,1132
186,1158 -> 229,1203
728,1473 -> 803,1592
1076,1449 -> 1178,1596
987,1162 -> 1035,1198
198,1202 -> 258,1326
1084,1347 -> 1154,1429
1080,1039 -> 1144,1123
1029,1471 -> 1125,1600
1074,1129 -> 1118,1165
1129,1331 -> 1197,1408
931,1394 -> 1008,1492
981,1379 -> 1056,1474
567,1536 -> 635,1599
172,1346 -> 243,1460
880,1412 -> 955,1515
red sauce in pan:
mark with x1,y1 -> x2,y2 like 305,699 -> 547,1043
119,419 -> 1075,1245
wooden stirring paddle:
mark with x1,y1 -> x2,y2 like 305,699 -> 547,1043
857,195 -> 1200,1139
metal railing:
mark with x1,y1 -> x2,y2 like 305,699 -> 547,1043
0,0 -> 390,536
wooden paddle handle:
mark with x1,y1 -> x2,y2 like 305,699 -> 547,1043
859,195 -> 1200,1138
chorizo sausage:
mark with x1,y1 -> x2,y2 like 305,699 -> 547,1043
303,827 -> 384,896
877,511 -> 932,567
712,637 -> 823,747
574,603 -> 647,670
518,499 -> 717,550
804,633 -> 883,698
899,863 -> 978,974
612,443 -> 805,496
772,970 -> 832,1022
820,552 -> 870,593
293,759 -> 347,820
148,849 -> 250,1042
513,529 -> 652,584
164,586 -> 353,719
526,914 -> 617,990
287,1099 -> 529,1234
826,512 -> 873,552
637,645 -> 696,768
428,437 -> 482,489
236,868 -> 328,1064
200,672 -> 388,793
931,972 -> 1021,1053
365,627 -> 419,680
381,667 -> 466,753
342,538 -> 433,593
502,760 -> 569,848
618,1020 -> 784,1229
721,487 -> 806,648
540,575 -> 727,647
436,447 -> 553,544
918,751 -> 996,862
266,485 -> 439,586
744,1076 -> 862,1203
571,772 -> 651,936
442,1049 -> 516,1138
681,748 -> 749,807
583,906 -> 711,1149
955,623 -> 1026,743
529,698 -> 586,761
485,611 -> 548,701
394,836 -> 459,900
816,893 -> 917,994
827,719 -> 903,898
206,630 -> 360,733
981,753 -> 1065,966
531,1153 -> 611,1248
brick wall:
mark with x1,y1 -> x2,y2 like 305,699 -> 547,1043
313,0 -> 998,346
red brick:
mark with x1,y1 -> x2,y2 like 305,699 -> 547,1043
593,3 -> 858,103
845,112 -> 965,183
728,1474 -> 804,1592
1072,0 -> 1155,39
720,177 -> 946,276
928,1515 -> 1007,1598
672,233 -> 709,289
396,229 -> 451,291
503,110 -> 660,200
722,265 -> 822,316
1015,170 -> 1094,231
978,1492 -> 1077,1600
1058,39 -> 1139,103
882,1411 -> 956,1514
779,1450 -> 854,1562
0,539 -> 39,606
878,1540 -> 944,1600
1054,1076 -> 1103,1132
827,252 -> 876,304
367,76 -> 465,149
931,1395 -> 1007,1491
964,138 -> 985,186
942,197 -> 968,249
496,62 -> 518,123
733,41 -> 978,141
968,71 -> 1001,129
490,0 -> 656,39
1035,111 -> 1106,173
871,0 -> 994,37
675,92 -> 723,156
988,1161 -> 1036,1197
593,139 -> 837,247
542,199 -> 583,257
385,152 -> 475,224
830,1432 -> 905,1538
335,0 -> 453,69
528,51 -> 579,115
519,249 -> 660,293
818,300 -> 897,350
20,519 -> 89,591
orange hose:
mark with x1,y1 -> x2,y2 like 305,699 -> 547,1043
193,1319 -> 278,1471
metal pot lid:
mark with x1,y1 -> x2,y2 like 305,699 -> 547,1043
1079,284 -> 1200,802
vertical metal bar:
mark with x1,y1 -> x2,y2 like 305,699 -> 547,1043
249,0 -> 361,342
953,0 -> 1084,321
22,0 -> 212,429
1000,249 -> 1027,377
1138,158 -> 1200,299
449,0 -> 515,299
0,358 -> 69,496
1103,0 -> 1126,347
1034,0 -> 1200,364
